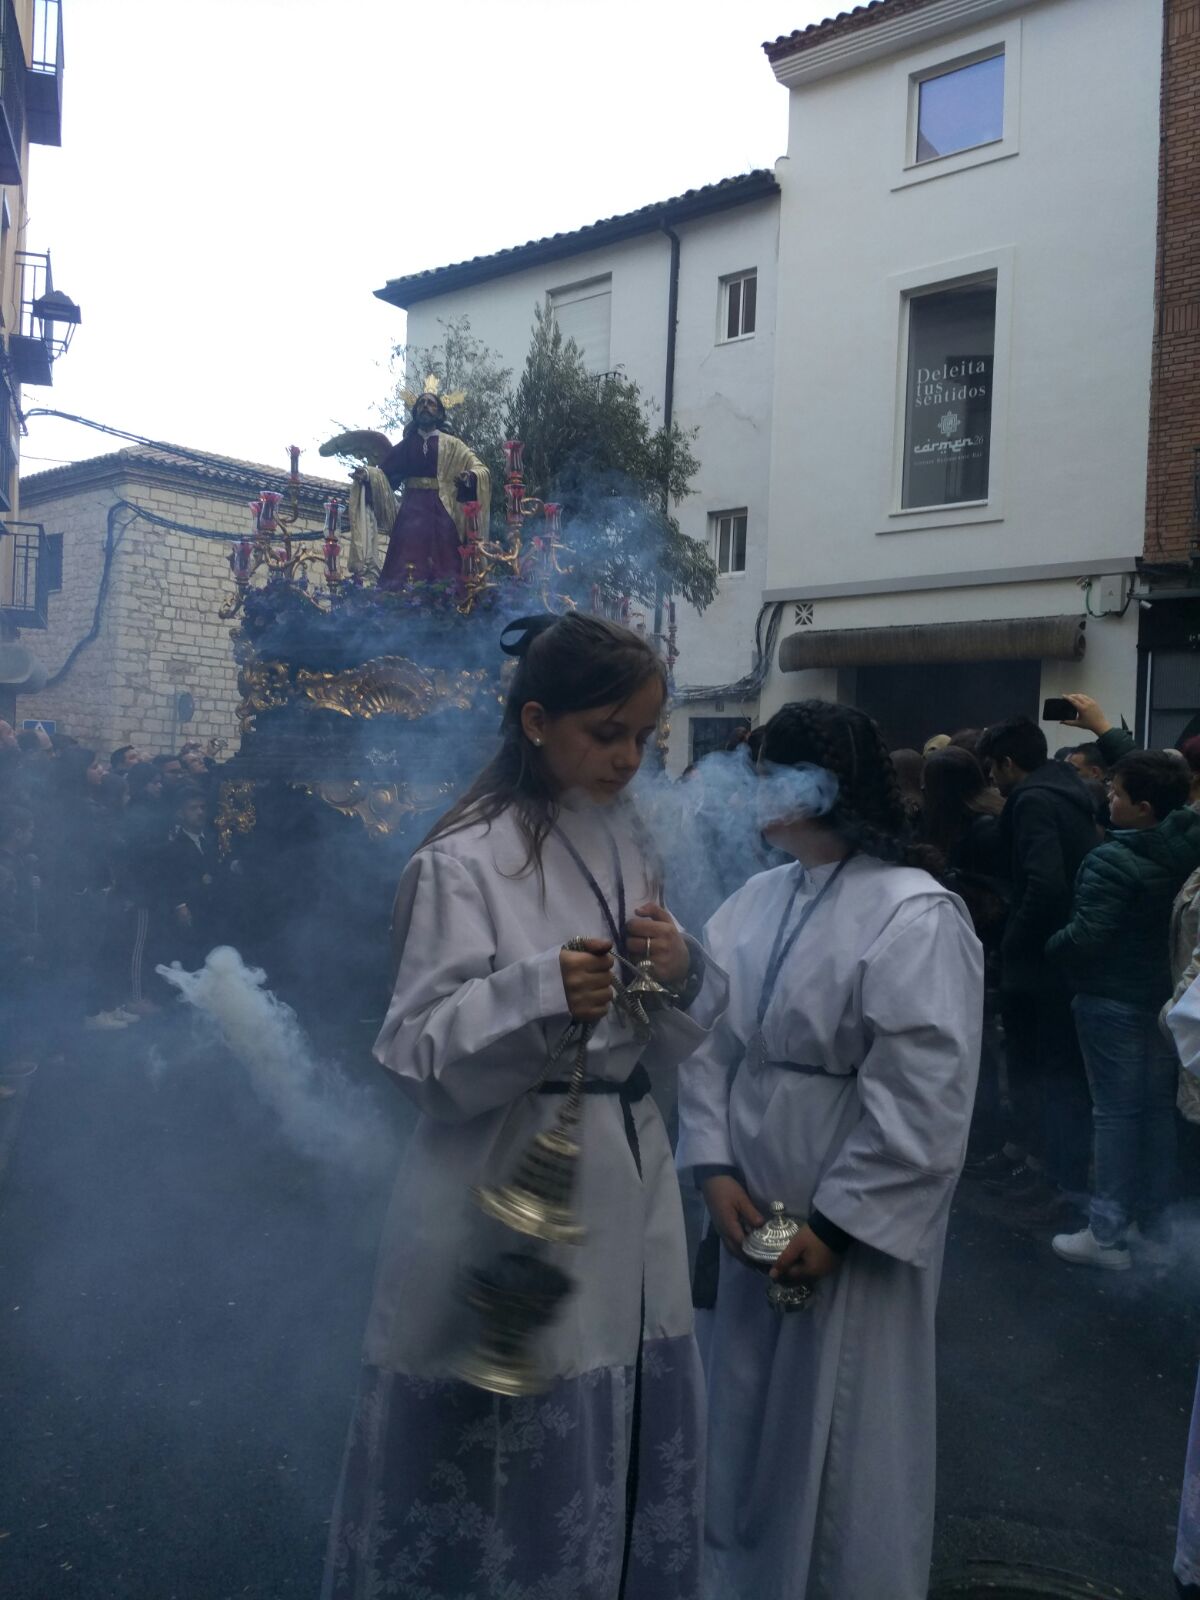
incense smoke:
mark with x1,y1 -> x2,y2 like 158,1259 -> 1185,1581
635,751 -> 840,933
157,945 -> 390,1174
753,759 -> 841,831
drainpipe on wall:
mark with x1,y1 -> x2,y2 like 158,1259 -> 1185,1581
657,219 -> 682,644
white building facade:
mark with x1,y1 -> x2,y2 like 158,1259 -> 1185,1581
376,174 -> 782,769
378,0 -> 1165,759
759,0 -> 1161,746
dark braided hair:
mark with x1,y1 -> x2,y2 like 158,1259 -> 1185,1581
759,700 -> 944,876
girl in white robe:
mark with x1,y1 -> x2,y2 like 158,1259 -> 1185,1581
324,613 -> 727,1600
677,700 -> 983,1600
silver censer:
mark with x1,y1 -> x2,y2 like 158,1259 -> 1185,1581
742,1201 -> 816,1313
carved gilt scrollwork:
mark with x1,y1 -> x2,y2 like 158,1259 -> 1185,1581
215,780 -> 258,858
294,777 -> 454,840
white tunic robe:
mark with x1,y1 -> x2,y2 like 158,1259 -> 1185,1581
324,794 -> 728,1600
677,854 -> 983,1600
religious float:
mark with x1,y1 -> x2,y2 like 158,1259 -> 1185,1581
211,381 -> 678,1015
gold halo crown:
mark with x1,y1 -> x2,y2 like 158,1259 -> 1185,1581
401,373 -> 467,413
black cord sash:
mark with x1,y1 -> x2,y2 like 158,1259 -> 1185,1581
551,820 -> 628,956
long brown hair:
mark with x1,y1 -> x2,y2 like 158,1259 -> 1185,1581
922,745 -> 1003,856
422,611 -> 667,872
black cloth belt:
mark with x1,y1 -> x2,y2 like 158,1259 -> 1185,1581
538,1062 -> 652,1101
762,1059 -> 857,1078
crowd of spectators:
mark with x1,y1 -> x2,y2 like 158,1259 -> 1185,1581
0,721 -> 229,1094
686,693 -> 1200,1275
901,694 -> 1200,1272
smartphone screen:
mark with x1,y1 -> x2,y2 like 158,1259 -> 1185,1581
1042,698 -> 1075,722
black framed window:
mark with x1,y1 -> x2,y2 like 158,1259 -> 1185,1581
902,281 -> 996,509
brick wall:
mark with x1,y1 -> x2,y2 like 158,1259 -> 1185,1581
1146,0 -> 1200,563
16,460 -> 338,755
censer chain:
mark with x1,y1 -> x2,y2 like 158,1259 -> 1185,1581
561,934 -> 653,1041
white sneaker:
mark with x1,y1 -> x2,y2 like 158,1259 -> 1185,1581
114,1008 -> 142,1025
1052,1227 -> 1132,1270
83,1010 -> 130,1031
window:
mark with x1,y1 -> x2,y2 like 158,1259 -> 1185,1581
901,281 -> 996,510
42,531 -> 63,592
720,271 -> 757,341
0,378 -> 14,512
690,716 -> 751,764
548,276 -> 612,373
915,52 -> 1004,163
712,510 -> 748,574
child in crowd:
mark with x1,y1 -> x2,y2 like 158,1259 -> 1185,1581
1048,751 -> 1200,1269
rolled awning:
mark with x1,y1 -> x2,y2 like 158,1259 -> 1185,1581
779,614 -> 1086,673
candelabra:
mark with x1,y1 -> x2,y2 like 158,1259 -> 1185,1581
452,439 -> 576,617
221,447 -> 346,619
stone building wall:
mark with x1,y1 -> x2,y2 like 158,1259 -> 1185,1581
16,483 -> 121,742
17,449 -> 344,755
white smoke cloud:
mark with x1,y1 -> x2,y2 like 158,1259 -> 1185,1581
156,946 -> 390,1174
753,759 -> 841,832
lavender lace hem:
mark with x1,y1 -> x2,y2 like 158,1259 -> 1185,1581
322,1334 -> 705,1600
1179,1366 -> 1200,1589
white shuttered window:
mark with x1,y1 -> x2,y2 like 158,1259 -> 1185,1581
548,276 -> 612,373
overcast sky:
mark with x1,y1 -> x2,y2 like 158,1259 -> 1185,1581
20,0 -> 833,481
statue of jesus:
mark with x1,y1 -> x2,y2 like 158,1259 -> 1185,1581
322,380 -> 492,587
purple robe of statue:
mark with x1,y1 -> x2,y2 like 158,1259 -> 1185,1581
376,431 -> 475,589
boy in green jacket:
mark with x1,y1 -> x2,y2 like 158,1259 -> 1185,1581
1047,751 -> 1200,1270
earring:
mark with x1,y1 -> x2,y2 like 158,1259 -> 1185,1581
532,738 -> 543,747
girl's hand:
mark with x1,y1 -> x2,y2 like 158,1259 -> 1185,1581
769,1224 -> 841,1284
627,902 -> 690,987
560,938 -> 614,1023
702,1175 -> 764,1261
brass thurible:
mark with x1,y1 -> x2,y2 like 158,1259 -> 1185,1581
457,1012 -> 594,1395
473,1018 -> 592,1245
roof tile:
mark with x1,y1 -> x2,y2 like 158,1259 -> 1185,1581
764,0 -> 934,64
376,169 -> 780,308
21,443 -> 346,505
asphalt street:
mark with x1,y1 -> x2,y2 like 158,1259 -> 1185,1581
1,1014 -> 1196,1600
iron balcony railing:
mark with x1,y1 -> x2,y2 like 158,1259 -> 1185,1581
1,522 -> 50,630
26,0 -> 61,147
10,249 -> 80,385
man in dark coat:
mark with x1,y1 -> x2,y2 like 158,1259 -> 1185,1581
1047,751 -> 1200,1268
0,803 -> 39,1087
977,715 -> 1100,1222
159,785 -> 223,970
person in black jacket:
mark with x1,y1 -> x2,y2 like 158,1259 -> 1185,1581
0,803 -> 39,1090
117,762 -> 171,1012
159,785 -> 223,971
923,747 -> 1009,1162
977,715 -> 1099,1225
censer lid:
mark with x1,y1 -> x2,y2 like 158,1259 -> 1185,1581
742,1200 -> 802,1265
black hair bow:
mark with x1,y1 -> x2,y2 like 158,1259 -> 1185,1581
499,614 -> 559,658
